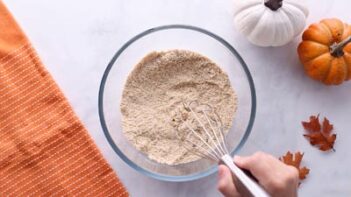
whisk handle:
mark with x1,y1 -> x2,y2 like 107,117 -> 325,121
221,154 -> 270,197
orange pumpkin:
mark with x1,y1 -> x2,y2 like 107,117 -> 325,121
298,18 -> 351,85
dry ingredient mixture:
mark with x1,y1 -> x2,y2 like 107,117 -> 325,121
120,50 -> 237,165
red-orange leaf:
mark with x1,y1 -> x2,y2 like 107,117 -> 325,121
302,115 -> 321,133
302,115 -> 336,151
322,118 -> 333,135
280,151 -> 310,181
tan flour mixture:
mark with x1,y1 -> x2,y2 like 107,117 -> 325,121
120,50 -> 237,165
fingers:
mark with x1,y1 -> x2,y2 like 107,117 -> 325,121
233,152 -> 270,179
217,165 -> 240,197
233,152 -> 299,197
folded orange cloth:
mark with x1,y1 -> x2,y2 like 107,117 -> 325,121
0,2 -> 128,196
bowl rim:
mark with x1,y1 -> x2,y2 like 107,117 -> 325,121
98,24 -> 256,182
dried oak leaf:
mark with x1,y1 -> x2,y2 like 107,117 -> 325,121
280,151 -> 310,180
302,115 -> 336,151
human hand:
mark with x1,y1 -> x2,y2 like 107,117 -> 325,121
217,152 -> 299,197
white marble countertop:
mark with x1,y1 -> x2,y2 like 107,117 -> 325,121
4,0 -> 351,196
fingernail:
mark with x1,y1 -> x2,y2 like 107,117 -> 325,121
233,156 -> 242,165
218,166 -> 224,178
233,155 -> 241,161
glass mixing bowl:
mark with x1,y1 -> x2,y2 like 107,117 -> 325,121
98,25 -> 256,182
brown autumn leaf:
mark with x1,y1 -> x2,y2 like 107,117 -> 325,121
302,115 -> 336,151
280,151 -> 310,180
302,115 -> 320,132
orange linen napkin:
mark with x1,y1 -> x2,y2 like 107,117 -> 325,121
0,2 -> 128,196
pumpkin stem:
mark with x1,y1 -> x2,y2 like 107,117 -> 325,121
330,36 -> 351,57
264,0 -> 283,11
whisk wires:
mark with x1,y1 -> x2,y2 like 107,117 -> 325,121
176,100 -> 229,161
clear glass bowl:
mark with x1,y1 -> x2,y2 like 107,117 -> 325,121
98,25 -> 256,182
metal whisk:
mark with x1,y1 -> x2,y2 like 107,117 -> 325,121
176,100 -> 269,197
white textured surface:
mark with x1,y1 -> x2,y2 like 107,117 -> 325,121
4,0 -> 351,196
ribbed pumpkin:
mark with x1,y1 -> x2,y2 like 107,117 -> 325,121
298,18 -> 351,85
234,0 -> 308,47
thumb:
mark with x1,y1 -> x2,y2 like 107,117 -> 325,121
233,153 -> 269,182
233,155 -> 254,170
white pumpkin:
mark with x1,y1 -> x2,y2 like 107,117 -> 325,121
233,0 -> 309,47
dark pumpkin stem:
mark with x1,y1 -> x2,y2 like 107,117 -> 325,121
330,36 -> 351,57
264,0 -> 283,11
